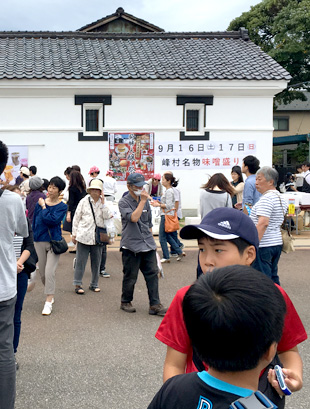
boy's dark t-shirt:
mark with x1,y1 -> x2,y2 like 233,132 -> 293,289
148,372 -> 253,409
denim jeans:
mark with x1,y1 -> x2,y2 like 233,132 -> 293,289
253,245 -> 283,285
13,271 -> 28,354
159,215 -> 182,260
121,249 -> 160,306
170,217 -> 183,255
100,245 -> 107,272
0,296 -> 16,409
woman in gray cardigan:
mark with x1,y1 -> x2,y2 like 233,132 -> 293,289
200,173 -> 234,219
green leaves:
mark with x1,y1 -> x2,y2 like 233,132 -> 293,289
228,0 -> 310,104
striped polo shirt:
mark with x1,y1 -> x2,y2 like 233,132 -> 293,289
250,190 -> 288,247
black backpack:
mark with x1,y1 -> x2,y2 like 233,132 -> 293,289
230,390 -> 278,408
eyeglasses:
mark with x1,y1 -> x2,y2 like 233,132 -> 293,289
152,178 -> 160,182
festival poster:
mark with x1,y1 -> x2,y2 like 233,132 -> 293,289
0,145 -> 28,187
109,133 -> 154,181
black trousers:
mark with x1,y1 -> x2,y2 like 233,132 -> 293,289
121,249 -> 160,306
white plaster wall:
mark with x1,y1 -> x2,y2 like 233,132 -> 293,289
0,82 -> 281,212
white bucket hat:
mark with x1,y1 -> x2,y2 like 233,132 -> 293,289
87,178 -> 103,193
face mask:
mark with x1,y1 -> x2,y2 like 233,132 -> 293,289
133,189 -> 143,196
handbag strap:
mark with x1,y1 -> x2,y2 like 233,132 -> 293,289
88,197 -> 98,227
271,191 -> 286,218
47,228 -> 53,241
270,191 -> 291,235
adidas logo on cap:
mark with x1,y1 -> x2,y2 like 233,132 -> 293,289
218,221 -> 231,230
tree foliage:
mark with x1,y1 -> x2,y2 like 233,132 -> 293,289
228,0 -> 310,104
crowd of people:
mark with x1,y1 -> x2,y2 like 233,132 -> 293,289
0,138 -> 308,408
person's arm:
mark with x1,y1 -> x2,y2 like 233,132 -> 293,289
163,346 -> 187,383
17,249 -> 31,273
268,346 -> 303,395
39,200 -> 67,225
15,197 -> 28,237
130,190 -> 149,223
234,182 -> 245,197
242,180 -> 255,207
256,215 -> 269,241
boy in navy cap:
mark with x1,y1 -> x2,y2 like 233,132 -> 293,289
118,173 -> 166,316
155,208 -> 306,406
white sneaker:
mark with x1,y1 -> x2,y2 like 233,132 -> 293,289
160,258 -> 170,264
177,252 -> 186,261
27,271 -> 36,292
42,301 -> 53,316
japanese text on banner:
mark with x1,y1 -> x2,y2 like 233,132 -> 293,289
155,141 -> 256,170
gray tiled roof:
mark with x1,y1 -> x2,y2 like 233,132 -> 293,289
0,32 -> 291,81
275,92 -> 310,111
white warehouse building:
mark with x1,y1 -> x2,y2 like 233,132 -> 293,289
0,8 -> 290,214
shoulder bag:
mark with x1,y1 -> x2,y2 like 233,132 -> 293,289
164,210 -> 179,233
273,192 -> 295,254
89,198 -> 110,245
47,228 -> 68,255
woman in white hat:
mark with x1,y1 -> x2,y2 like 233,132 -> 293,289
72,178 -> 113,294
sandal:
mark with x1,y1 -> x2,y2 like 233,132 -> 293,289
75,287 -> 85,295
89,286 -> 100,292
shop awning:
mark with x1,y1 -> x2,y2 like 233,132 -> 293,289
273,134 -> 309,146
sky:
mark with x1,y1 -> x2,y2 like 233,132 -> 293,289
0,0 -> 262,32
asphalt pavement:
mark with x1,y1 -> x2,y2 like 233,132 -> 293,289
15,241 -> 309,409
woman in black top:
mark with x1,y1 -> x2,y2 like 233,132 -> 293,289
63,171 -> 86,245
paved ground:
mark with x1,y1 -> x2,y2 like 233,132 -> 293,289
15,243 -> 309,409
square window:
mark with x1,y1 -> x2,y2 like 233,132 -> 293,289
273,117 -> 289,131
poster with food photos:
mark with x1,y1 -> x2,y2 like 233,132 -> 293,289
0,145 -> 28,187
109,133 -> 154,181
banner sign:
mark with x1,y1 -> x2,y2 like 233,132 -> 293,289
109,133 -> 154,181
155,141 -> 256,170
0,145 -> 28,187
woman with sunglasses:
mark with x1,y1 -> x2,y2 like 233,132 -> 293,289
145,173 -> 164,198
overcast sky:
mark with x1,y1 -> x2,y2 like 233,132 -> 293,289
0,0 -> 261,32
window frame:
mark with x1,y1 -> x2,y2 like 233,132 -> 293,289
75,95 -> 111,141
83,103 -> 103,136
273,116 -> 289,131
177,95 -> 213,141
185,103 -> 205,135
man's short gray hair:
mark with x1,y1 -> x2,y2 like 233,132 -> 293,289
256,166 -> 279,186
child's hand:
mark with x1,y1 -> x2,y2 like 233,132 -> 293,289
268,367 -> 303,395
17,262 -> 24,273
